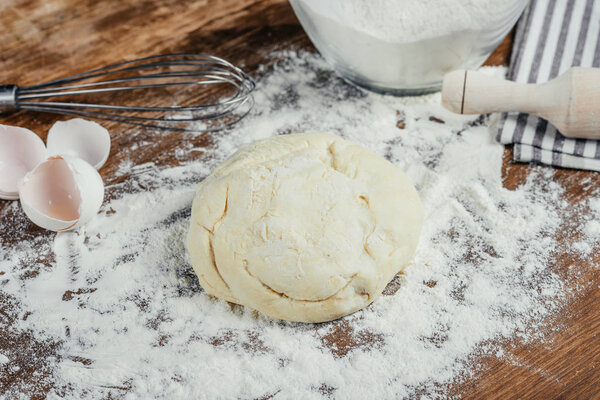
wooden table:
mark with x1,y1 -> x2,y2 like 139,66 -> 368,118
1,1 -> 599,398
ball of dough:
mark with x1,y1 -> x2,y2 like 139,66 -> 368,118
186,133 -> 423,323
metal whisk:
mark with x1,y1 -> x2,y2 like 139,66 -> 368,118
0,53 -> 255,131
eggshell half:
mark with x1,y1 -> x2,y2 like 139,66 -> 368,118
0,125 -> 47,200
19,156 -> 104,231
47,119 -> 111,170
67,156 -> 104,228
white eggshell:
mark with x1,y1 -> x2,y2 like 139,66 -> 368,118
0,124 -> 47,200
47,119 -> 111,170
67,156 -> 104,229
18,156 -> 104,232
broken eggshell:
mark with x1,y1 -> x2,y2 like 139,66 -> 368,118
0,125 -> 47,200
47,118 -> 111,170
18,155 -> 104,232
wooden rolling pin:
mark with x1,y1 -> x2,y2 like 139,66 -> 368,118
441,67 -> 600,139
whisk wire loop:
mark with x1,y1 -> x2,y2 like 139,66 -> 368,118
3,54 -> 255,131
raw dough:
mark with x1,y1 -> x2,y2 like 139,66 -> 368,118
186,133 -> 423,322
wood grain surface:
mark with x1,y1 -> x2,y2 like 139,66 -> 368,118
1,1 -> 599,399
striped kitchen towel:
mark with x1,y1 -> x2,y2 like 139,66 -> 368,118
497,0 -> 600,171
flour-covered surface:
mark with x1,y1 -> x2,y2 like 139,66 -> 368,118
1,52 -> 599,399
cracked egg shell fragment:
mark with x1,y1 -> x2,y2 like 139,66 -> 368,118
47,118 -> 111,170
19,156 -> 104,232
0,125 -> 47,200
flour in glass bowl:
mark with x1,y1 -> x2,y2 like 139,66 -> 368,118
291,0 -> 526,91
0,51 -> 599,399
304,0 -> 515,43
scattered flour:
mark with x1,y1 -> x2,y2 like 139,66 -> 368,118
584,220 -> 600,238
1,51 -> 599,399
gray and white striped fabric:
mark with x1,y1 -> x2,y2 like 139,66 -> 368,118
497,0 -> 600,171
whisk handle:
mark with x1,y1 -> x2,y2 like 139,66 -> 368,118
0,85 -> 18,113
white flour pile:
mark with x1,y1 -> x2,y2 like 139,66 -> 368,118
1,51 -> 599,399
301,0 -> 518,43
292,0 -> 526,90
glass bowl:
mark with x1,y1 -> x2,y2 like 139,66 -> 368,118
289,0 -> 528,95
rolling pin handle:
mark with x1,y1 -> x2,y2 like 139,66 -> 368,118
441,70 -> 468,114
442,70 -> 540,116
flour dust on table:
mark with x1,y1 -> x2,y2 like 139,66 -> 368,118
1,51 -> 598,399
